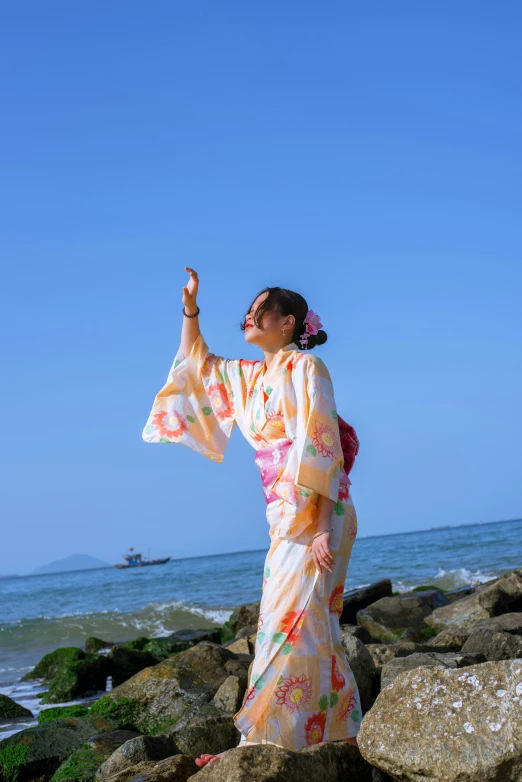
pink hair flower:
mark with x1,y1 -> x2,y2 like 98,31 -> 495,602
300,309 -> 323,347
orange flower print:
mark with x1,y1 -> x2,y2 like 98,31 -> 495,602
275,673 -> 313,714
329,584 -> 344,616
336,688 -> 358,723
266,408 -> 286,433
280,609 -> 306,644
312,421 -> 337,459
152,409 -> 187,439
201,353 -> 218,379
331,654 -> 346,692
275,474 -> 298,504
206,383 -> 233,421
304,711 -> 326,745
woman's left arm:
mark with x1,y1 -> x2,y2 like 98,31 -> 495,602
312,495 -> 336,575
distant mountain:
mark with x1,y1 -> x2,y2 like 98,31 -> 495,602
30,553 -> 110,575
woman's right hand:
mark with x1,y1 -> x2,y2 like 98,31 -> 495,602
183,267 -> 199,314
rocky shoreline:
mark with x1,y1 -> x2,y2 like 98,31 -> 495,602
1,568 -> 521,782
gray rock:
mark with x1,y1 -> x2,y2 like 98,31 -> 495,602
95,735 -> 178,782
228,603 -> 260,636
380,651 -> 488,689
365,641 -> 457,677
186,740 -> 374,781
0,692 -> 33,720
358,658 -> 522,782
108,646 -> 159,686
210,676 -> 245,714
104,755 -> 196,782
340,579 -> 393,625
339,632 -> 377,714
0,715 -> 116,782
357,589 -> 450,643
171,700 -> 240,757
425,569 -> 522,633
461,627 -> 522,660
339,624 -> 373,644
233,624 -> 258,641
88,642 -> 251,736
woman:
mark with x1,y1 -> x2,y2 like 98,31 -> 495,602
142,268 -> 362,766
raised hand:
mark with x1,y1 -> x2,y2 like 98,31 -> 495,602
183,267 -> 199,314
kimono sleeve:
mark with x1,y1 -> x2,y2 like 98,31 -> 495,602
141,333 -> 240,463
293,354 -> 344,502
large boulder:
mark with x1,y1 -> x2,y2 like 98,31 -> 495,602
88,642 -> 251,736
365,641 -> 457,677
171,702 -> 240,757
356,590 -> 449,643
95,735 -> 178,782
339,624 -> 373,645
0,716 -> 115,782
187,740 -> 374,781
0,693 -> 33,720
358,658 -> 522,782
380,651 -> 487,689
340,579 -> 393,625
108,646 -> 159,686
425,570 -> 522,633
49,730 -> 140,782
40,653 -> 113,704
460,626 -> 522,660
21,647 -> 86,682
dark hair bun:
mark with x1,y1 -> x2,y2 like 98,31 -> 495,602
305,329 -> 328,349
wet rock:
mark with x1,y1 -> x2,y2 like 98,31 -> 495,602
339,632 -> 376,714
187,740 -> 374,781
425,569 -> 522,633
88,642 -> 251,736
228,603 -> 260,636
461,626 -> 522,660
40,653 -> 112,704
95,735 -> 178,782
0,693 -> 33,720
49,730 -> 140,782
356,590 -> 449,643
358,658 -> 522,782
0,716 -> 115,782
380,651 -> 488,689
86,638 -> 115,654
108,646 -> 159,686
38,706 -> 90,724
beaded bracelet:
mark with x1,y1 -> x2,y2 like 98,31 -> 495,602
312,526 -> 333,540
182,305 -> 200,318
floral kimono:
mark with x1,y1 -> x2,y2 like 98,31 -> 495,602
142,333 -> 362,749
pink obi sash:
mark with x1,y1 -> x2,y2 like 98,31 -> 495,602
254,439 -> 293,504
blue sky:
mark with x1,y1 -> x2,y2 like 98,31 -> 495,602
1,2 -> 521,575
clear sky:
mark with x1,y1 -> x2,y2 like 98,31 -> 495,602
1,2 -> 520,575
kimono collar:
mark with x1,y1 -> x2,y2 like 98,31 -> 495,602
262,341 -> 299,382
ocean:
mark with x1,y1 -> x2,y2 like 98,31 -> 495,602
1,518 -> 520,739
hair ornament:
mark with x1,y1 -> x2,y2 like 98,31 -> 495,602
299,309 -> 323,348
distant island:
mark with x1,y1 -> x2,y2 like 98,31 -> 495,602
30,553 -> 110,576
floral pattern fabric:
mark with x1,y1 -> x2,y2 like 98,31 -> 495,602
142,334 -> 362,749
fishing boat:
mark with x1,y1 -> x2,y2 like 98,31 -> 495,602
114,548 -> 171,569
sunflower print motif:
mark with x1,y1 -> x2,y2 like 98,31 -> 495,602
275,673 -> 313,713
152,409 -> 187,439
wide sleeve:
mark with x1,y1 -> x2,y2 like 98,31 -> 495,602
142,333 -> 242,463
293,354 -> 344,502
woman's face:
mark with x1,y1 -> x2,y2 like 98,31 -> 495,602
243,291 -> 294,349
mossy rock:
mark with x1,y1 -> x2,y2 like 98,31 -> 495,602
88,696 -> 181,736
85,638 -> 112,654
412,584 -> 445,592
38,706 -> 90,725
220,620 -> 235,645
122,637 -> 150,652
419,624 -> 439,640
0,716 -> 115,782
40,653 -> 112,704
49,730 -> 139,782
0,693 -> 33,720
141,638 -> 186,661
21,648 -> 85,682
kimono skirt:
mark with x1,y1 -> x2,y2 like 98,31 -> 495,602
142,333 -> 363,751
